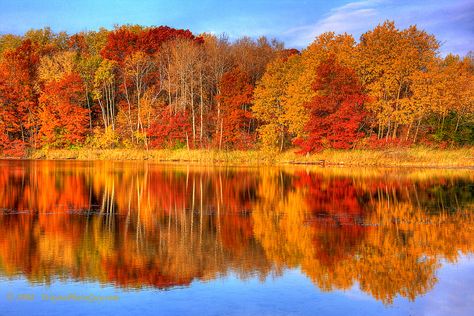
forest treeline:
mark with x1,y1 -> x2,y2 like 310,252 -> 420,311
0,21 -> 473,156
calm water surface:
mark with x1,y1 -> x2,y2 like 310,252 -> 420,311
0,160 -> 473,315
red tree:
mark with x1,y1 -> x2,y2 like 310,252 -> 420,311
148,107 -> 192,149
68,34 -> 89,56
38,73 -> 90,147
295,56 -> 367,153
101,26 -> 202,63
0,40 -> 39,150
216,67 -> 254,149
137,26 -> 202,54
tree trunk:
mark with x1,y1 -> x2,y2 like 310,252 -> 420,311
199,70 -> 204,148
413,119 -> 421,143
279,127 -> 284,152
385,120 -> 391,141
455,115 -> 461,132
219,119 -> 223,150
405,120 -> 413,141
85,86 -> 92,131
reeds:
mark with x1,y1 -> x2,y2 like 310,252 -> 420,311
26,147 -> 474,168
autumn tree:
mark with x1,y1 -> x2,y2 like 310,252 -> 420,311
162,39 -> 202,147
216,67 -> 254,149
0,40 -> 39,147
0,34 -> 22,56
409,54 -> 474,144
231,36 -> 284,84
38,50 -> 76,82
283,32 -> 356,138
253,49 -> 300,152
100,26 -> 203,148
38,73 -> 89,147
93,59 -> 117,131
148,106 -> 192,149
357,21 -> 439,140
70,33 -> 104,132
24,27 -> 69,53
200,34 -> 234,141
100,26 -> 141,63
295,56 -> 367,153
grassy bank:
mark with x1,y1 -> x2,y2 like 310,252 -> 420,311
23,147 -> 474,168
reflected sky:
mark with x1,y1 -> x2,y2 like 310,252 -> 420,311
1,259 -> 474,316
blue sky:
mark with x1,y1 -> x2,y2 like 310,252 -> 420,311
0,0 -> 472,55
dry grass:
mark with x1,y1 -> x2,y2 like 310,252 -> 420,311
26,147 -> 474,168
278,147 -> 474,167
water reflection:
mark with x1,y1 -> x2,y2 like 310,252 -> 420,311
0,161 -> 473,305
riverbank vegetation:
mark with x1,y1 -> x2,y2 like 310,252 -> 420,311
0,21 -> 473,158
27,147 -> 474,168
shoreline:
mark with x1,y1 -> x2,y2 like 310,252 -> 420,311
2,147 -> 471,169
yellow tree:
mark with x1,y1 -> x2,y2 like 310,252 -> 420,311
253,50 -> 300,152
38,51 -> 76,83
411,54 -> 474,143
441,55 -> 474,135
357,21 -> 438,139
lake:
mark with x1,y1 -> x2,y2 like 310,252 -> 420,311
0,160 -> 473,315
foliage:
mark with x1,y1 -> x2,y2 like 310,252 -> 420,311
38,73 -> 89,147
295,56 -> 367,153
282,32 -> 356,138
0,40 -> 39,147
86,126 -> 120,149
0,21 -> 472,154
216,67 -> 254,149
148,107 -> 192,149
253,50 -> 299,152
357,21 -> 439,140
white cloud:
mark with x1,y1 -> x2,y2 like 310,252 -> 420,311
283,0 -> 473,56
284,0 -> 385,46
